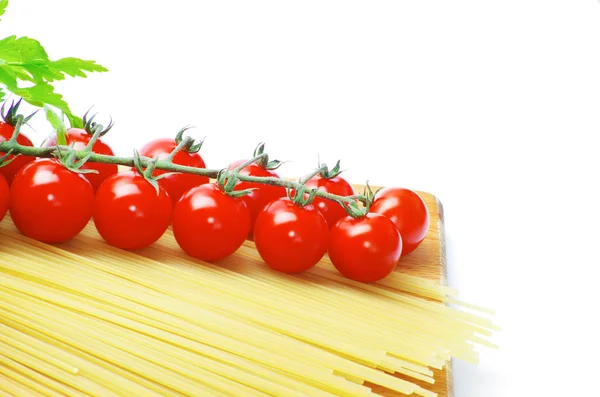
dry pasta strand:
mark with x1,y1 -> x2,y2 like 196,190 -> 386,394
0,214 -> 496,397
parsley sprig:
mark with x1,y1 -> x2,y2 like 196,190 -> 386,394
0,0 -> 107,119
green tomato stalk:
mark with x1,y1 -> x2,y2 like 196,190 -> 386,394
0,114 -> 372,217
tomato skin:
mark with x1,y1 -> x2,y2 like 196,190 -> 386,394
254,198 -> 329,273
139,138 -> 209,206
10,159 -> 94,243
370,188 -> 430,255
0,173 -> 9,222
0,122 -> 36,185
173,183 -> 250,261
328,213 -> 402,282
230,160 -> 287,239
305,175 -> 355,229
43,128 -> 117,192
93,171 -> 172,250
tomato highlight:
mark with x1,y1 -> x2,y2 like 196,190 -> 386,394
254,197 -> 329,273
173,183 -> 251,261
328,213 -> 403,282
94,170 -> 172,250
370,187 -> 430,255
10,159 -> 94,243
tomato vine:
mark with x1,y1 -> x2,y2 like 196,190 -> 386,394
0,113 -> 371,216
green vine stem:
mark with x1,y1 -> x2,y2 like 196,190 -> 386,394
232,153 -> 269,173
165,136 -> 192,162
298,165 -> 328,185
0,115 -> 370,216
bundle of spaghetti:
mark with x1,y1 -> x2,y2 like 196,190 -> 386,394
0,215 -> 497,397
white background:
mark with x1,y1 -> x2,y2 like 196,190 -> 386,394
4,1 -> 600,396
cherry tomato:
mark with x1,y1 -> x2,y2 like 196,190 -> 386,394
139,138 -> 209,205
93,171 -> 172,250
328,213 -> 402,282
0,172 -> 9,222
254,198 -> 329,273
43,129 -> 117,192
305,174 -> 355,229
370,187 -> 430,255
10,159 -> 94,243
0,121 -> 36,185
230,160 -> 286,239
173,183 -> 250,261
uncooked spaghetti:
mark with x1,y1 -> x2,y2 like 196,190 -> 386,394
0,215 -> 496,396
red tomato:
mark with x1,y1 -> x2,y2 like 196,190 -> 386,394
44,129 -> 117,192
254,198 -> 329,273
0,172 -> 9,222
0,121 -> 36,184
305,174 -> 355,229
93,171 -> 172,250
230,160 -> 286,239
173,183 -> 250,261
10,159 -> 94,243
328,213 -> 402,282
370,187 -> 430,255
139,138 -> 209,205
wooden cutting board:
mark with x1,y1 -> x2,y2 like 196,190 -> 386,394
361,188 -> 452,397
1,176 -> 451,397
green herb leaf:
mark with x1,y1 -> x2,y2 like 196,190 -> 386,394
0,36 -> 49,64
52,58 -> 108,78
44,105 -> 67,146
15,83 -> 70,114
0,0 -> 9,20
65,112 -> 83,129
0,36 -> 108,85
0,3 -> 108,113
0,65 -> 18,90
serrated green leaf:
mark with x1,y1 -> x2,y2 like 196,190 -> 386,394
0,36 -> 49,64
0,0 -> 8,19
17,37 -> 48,63
9,66 -> 34,82
15,83 -> 70,114
52,58 -> 108,78
65,112 -> 83,129
22,62 -> 65,83
0,9 -> 108,113
0,65 -> 17,90
0,87 -> 5,102
44,105 -> 66,145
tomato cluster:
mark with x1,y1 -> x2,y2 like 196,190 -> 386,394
0,118 -> 431,283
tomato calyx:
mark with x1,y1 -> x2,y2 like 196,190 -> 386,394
252,142 -> 283,170
174,126 -> 204,154
318,159 -> 344,179
1,99 -> 37,126
50,110 -> 116,175
132,150 -> 171,194
55,144 -> 97,174
343,182 -> 381,218
82,109 -> 114,137
216,168 -> 255,198
288,183 -> 318,207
